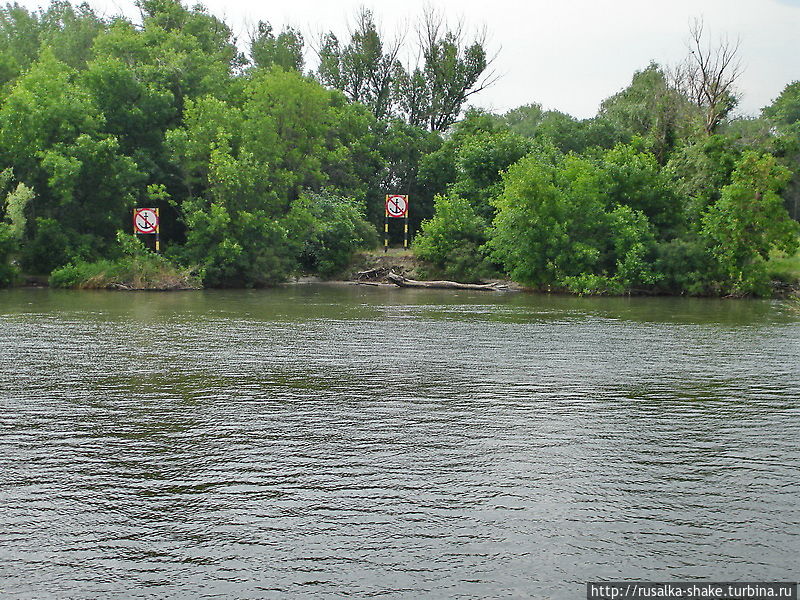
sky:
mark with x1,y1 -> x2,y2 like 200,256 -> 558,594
18,0 -> 800,119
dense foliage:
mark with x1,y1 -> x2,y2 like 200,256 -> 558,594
0,1 -> 797,295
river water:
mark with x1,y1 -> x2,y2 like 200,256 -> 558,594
0,286 -> 798,599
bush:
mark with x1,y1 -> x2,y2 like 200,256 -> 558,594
49,232 -> 201,289
0,224 -> 19,286
488,152 -> 660,293
20,218 -> 100,274
287,190 -> 377,278
765,248 -> 800,285
653,238 -> 721,295
413,193 -> 494,283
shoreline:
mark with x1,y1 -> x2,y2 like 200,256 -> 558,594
11,275 -> 799,300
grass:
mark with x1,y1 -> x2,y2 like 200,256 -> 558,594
49,254 -> 201,290
766,247 -> 800,285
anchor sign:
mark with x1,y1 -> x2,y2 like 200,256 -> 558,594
385,195 -> 408,218
133,208 -> 159,234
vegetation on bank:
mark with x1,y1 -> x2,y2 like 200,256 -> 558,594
49,233 -> 200,289
0,1 -> 798,296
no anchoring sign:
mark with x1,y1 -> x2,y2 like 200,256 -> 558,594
385,195 -> 408,218
133,207 -> 159,234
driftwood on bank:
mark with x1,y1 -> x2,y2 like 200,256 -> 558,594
387,272 -> 507,291
356,267 -> 388,280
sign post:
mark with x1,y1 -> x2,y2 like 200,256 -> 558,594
385,195 -> 409,252
133,207 -> 160,252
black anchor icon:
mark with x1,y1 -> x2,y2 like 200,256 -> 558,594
388,197 -> 404,215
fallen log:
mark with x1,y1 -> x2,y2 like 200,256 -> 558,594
387,272 -> 506,291
356,267 -> 387,280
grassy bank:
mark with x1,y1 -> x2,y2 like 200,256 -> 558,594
50,255 -> 201,290
766,248 -> 800,287
49,234 -> 201,290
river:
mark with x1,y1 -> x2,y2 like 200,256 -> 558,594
0,286 -> 798,599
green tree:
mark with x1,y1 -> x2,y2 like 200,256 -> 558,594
762,82 -> 800,220
249,21 -> 303,72
0,50 -> 142,271
396,9 -> 492,132
599,62 -> 695,163
0,169 -> 33,285
450,129 -> 533,219
666,134 -> 742,227
40,0 -> 104,70
763,81 -> 800,134
601,143 -> 681,236
489,150 -> 659,293
701,151 -> 799,296
177,142 -> 292,287
242,67 -> 336,205
0,3 -> 42,85
317,9 -> 400,121
503,103 -> 544,138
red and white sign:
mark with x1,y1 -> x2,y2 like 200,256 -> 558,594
133,208 -> 159,234
385,195 -> 408,218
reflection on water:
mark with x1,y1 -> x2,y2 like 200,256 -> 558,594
0,287 -> 798,599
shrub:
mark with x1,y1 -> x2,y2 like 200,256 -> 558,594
287,190 -> 377,278
49,232 -> 201,289
0,224 -> 19,286
413,193 -> 494,283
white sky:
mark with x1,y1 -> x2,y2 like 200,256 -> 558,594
19,0 -> 800,119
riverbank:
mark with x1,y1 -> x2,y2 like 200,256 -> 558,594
10,247 -> 799,298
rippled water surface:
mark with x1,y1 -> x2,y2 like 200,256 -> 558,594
1,287 -> 798,599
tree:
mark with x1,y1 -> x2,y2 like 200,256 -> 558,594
761,81 -> 800,219
503,103 -> 544,138
672,19 -> 742,135
249,21 -> 303,72
316,8 -> 400,121
488,151 -> 608,289
489,148 -> 661,293
177,141 -> 292,287
397,9 -> 494,131
286,189 -> 376,277
762,81 -> 800,134
0,3 -> 42,85
40,1 -> 104,70
450,128 -> 533,219
510,109 -> 627,154
318,7 -> 495,130
701,151 -> 799,296
92,0 -> 242,113
0,169 -> 34,285
0,50 -> 142,271
601,143 -> 681,236
666,133 -> 742,226
242,67 -> 337,205
600,62 -> 695,162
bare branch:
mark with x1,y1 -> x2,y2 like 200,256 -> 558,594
671,17 -> 743,134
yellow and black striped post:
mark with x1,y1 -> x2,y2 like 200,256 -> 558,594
384,198 -> 389,253
155,208 -> 161,252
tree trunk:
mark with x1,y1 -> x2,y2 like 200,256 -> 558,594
387,272 -> 506,291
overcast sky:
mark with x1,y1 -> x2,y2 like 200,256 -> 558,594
19,0 -> 800,119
